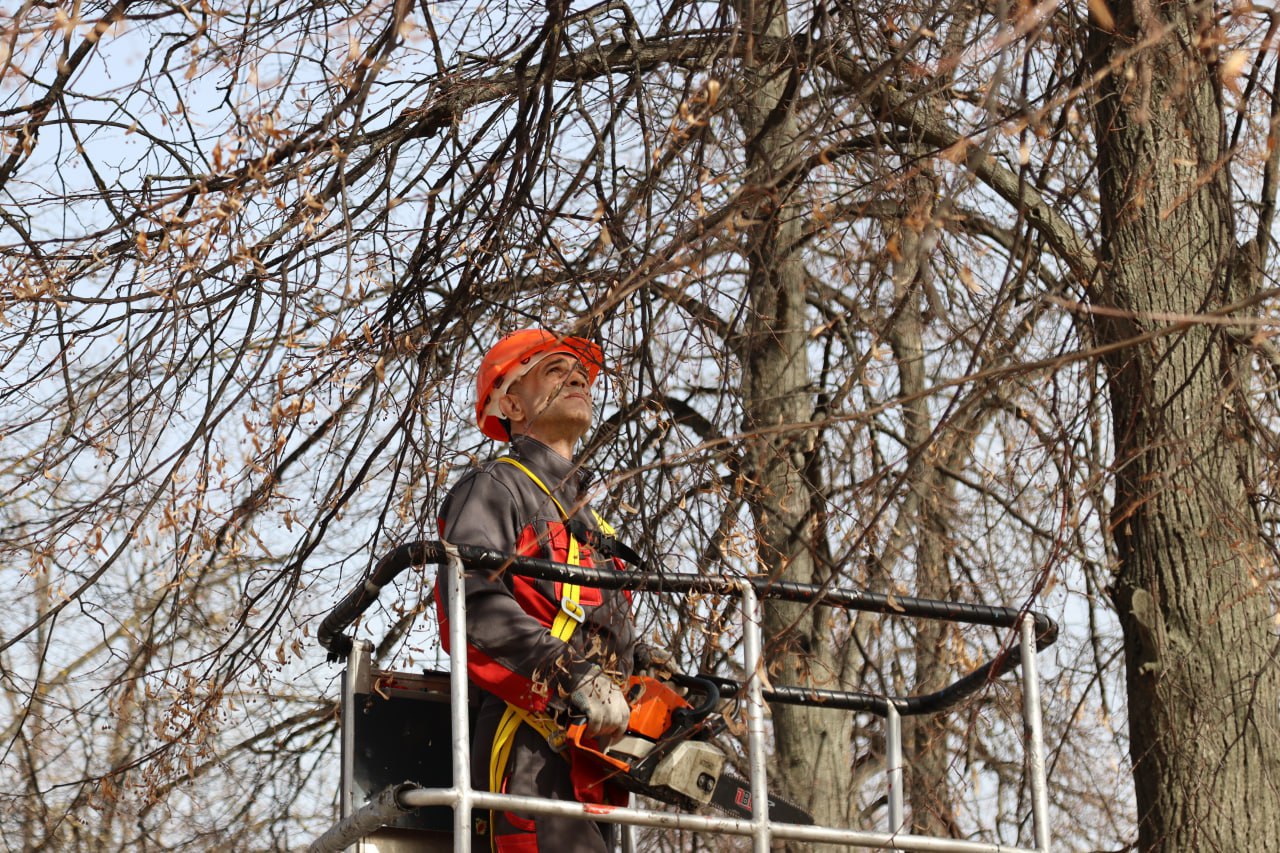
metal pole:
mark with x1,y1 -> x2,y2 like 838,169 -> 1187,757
886,701 -> 905,836
445,542 -> 473,852
622,793 -> 638,853
339,642 -> 363,824
309,782 -> 418,853
1020,614 -> 1050,852
396,787 -> 1045,852
739,580 -> 772,853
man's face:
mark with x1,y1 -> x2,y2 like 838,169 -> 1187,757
501,352 -> 593,439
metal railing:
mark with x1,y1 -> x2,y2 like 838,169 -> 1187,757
311,541 -> 1058,852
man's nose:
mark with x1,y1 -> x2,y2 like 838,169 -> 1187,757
567,367 -> 588,388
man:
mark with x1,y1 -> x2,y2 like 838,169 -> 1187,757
435,328 -> 637,852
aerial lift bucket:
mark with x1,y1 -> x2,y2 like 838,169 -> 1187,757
331,641 -> 473,852
310,541 -> 1058,853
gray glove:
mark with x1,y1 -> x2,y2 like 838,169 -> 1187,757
569,665 -> 630,746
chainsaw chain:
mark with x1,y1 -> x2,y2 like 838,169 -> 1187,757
625,772 -> 812,824
704,772 -> 813,825
619,778 -> 700,812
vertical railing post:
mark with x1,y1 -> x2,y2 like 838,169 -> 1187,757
739,580 -> 772,853
886,700 -> 905,836
1020,614 -> 1050,852
340,640 -> 370,825
445,543 -> 473,852
621,794 -> 637,853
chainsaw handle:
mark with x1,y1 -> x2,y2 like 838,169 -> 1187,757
564,717 -> 633,772
668,673 -> 720,726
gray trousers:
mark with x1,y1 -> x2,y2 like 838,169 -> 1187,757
471,695 -> 614,852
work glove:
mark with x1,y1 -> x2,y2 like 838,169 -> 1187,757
633,642 -> 678,680
569,665 -> 631,747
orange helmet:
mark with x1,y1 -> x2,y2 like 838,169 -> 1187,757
474,328 -> 604,441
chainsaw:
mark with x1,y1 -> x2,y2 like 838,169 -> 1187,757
563,672 -> 814,825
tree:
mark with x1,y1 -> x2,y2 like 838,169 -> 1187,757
729,0 -> 857,837
3,0 -> 1278,849
1089,0 -> 1280,846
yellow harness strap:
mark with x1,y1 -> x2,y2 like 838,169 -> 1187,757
496,456 -> 593,642
487,455 -> 619,834
488,704 -> 567,802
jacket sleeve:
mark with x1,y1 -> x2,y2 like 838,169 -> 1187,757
436,468 -> 593,711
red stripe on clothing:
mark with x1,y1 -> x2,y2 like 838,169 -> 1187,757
495,832 -> 539,852
433,591 -> 552,712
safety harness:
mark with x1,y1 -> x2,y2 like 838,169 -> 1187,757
485,456 -> 624,847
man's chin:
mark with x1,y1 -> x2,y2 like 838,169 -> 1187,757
529,406 -> 592,438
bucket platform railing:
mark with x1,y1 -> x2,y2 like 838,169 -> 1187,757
310,541 -> 1058,853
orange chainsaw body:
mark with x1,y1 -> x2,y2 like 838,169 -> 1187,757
565,674 -> 694,771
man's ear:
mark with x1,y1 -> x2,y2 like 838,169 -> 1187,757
497,392 -> 525,426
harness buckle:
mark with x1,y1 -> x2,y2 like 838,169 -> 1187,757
560,595 -> 586,624
545,727 -> 569,753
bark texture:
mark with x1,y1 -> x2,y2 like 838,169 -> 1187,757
1091,4 -> 1280,849
885,176 -> 961,838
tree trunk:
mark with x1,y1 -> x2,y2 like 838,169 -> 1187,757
1091,5 -> 1280,849
731,1 -> 855,842
884,175 -> 961,837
